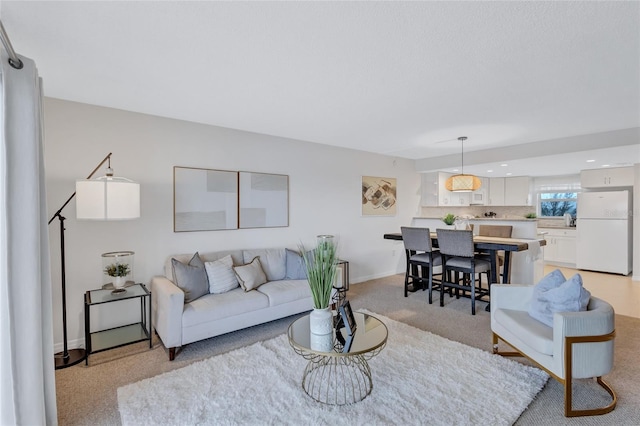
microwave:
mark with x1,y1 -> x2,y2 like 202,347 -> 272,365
470,190 -> 486,205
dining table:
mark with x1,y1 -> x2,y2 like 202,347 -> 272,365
383,232 -> 546,286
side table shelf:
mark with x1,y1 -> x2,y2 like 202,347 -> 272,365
84,283 -> 152,365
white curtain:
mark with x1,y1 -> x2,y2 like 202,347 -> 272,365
0,52 -> 58,424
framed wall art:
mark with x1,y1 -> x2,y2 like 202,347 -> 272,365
239,171 -> 289,228
174,167 -> 238,232
361,176 -> 397,216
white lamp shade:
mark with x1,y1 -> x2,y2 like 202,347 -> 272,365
76,177 -> 140,220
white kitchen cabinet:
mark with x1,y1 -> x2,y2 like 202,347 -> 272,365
580,167 -> 634,188
420,172 -> 439,207
539,227 -> 576,266
488,177 -> 505,206
504,176 -> 531,206
421,172 -> 470,207
470,177 -> 489,205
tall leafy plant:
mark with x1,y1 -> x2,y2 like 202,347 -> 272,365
301,238 -> 338,309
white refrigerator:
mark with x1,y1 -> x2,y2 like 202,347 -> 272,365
576,190 -> 632,275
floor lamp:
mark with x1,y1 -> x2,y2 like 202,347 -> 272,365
49,152 -> 140,369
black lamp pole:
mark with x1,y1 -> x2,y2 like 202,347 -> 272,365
49,152 -> 112,369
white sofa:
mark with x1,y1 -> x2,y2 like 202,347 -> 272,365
150,248 -> 313,360
491,283 -> 616,417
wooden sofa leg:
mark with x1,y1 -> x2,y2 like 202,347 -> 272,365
169,347 -> 176,361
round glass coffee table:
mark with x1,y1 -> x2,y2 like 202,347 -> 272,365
287,312 -> 387,405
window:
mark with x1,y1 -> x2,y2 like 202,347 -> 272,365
539,192 -> 578,217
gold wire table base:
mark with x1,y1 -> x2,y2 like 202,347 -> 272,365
301,354 -> 372,405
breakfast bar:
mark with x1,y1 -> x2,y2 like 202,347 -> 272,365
383,232 -> 546,285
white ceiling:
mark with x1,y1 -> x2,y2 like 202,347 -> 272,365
1,1 -> 639,176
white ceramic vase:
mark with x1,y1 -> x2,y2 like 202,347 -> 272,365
309,307 -> 333,335
310,331 -> 334,352
113,276 -> 126,289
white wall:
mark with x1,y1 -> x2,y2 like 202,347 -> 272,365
634,163 -> 640,281
44,98 -> 418,350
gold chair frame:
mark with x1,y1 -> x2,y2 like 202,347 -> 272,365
492,330 -> 616,417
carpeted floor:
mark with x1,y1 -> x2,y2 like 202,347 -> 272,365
55,274 -> 640,425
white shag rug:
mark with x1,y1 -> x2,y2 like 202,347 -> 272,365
118,311 -> 548,425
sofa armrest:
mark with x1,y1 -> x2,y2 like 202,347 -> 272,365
150,275 -> 184,349
490,284 -> 534,312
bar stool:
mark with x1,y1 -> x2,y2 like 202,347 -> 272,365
436,229 -> 491,315
400,226 -> 442,302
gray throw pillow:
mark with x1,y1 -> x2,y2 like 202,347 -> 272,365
285,249 -> 308,280
171,252 -> 209,303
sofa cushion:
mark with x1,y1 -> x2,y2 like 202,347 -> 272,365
529,270 -> 590,327
171,253 -> 209,303
285,249 -> 308,280
233,257 -> 268,291
182,287 -> 270,327
243,249 -> 286,281
495,308 -> 554,355
205,255 -> 239,294
256,279 -> 312,307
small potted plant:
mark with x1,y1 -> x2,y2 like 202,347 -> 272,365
525,212 -> 537,219
442,213 -> 456,226
104,263 -> 131,289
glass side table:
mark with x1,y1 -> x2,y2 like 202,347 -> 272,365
84,283 -> 152,365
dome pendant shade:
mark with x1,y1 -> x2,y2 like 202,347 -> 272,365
445,174 -> 482,192
446,136 -> 481,192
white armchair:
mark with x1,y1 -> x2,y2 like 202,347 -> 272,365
491,284 -> 616,417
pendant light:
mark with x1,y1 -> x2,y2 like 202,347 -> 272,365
445,136 -> 482,192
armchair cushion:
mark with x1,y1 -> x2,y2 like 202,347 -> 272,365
494,308 -> 554,355
529,270 -> 591,327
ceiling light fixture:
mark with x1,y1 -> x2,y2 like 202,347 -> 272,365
586,159 -> 595,163
445,136 -> 481,192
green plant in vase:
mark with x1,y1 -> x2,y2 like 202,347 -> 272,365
301,236 -> 338,335
525,212 -> 537,219
442,213 -> 456,226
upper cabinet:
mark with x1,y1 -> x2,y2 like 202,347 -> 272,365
488,177 -> 505,206
580,167 -> 634,188
421,174 -> 532,207
421,172 -> 470,207
504,176 -> 532,206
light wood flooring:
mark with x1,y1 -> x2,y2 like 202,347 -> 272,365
544,264 -> 640,319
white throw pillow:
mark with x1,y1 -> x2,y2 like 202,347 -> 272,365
205,255 -> 239,294
233,256 -> 268,292
528,270 -> 591,327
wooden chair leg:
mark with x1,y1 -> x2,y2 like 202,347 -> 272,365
169,347 -> 176,361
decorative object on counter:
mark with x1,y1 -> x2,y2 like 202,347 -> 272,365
442,213 -> 456,226
362,176 -> 397,216
102,251 -> 134,291
525,212 -> 537,219
484,211 -> 497,217
445,136 -> 482,192
49,152 -> 139,370
301,235 -> 338,335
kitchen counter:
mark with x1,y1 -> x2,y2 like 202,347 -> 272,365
414,216 -> 536,222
